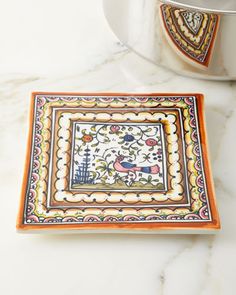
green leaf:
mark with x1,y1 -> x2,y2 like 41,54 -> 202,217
137,142 -> 144,146
97,165 -> 106,171
91,142 -> 99,147
140,178 -> 147,182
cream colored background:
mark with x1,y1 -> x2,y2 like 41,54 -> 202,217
0,0 -> 235,295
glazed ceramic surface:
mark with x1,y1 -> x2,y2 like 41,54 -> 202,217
17,93 -> 220,233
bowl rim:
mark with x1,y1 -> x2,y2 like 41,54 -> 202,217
162,0 -> 236,14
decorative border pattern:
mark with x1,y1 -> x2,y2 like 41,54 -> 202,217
49,108 -> 188,206
160,4 -> 219,67
17,94 -> 220,231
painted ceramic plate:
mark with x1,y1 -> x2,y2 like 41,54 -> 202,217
17,93 -> 220,233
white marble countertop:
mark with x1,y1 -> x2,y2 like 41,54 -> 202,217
0,1 -> 235,294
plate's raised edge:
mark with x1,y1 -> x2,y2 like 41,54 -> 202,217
16,92 -> 36,232
16,92 -> 220,233
16,228 -> 219,235
195,93 -> 221,230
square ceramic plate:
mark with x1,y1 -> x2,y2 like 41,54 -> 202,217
17,93 -> 220,233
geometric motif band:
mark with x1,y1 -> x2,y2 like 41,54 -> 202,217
160,4 -> 219,67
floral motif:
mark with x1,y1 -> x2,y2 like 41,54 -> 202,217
72,123 -> 165,189
145,138 -> 158,146
81,134 -> 93,143
110,125 -> 120,133
123,134 -> 135,142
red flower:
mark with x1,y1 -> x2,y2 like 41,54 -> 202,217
110,125 -> 120,133
145,138 -> 157,146
82,134 -> 93,143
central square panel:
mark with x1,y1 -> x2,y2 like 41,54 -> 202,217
49,108 -> 189,208
70,122 -> 167,191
